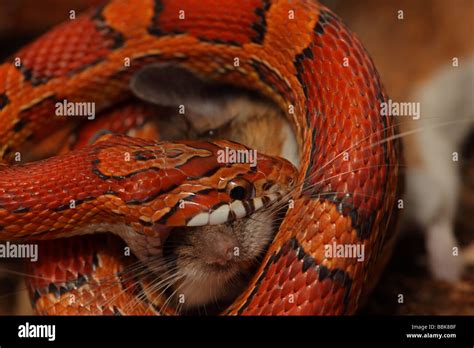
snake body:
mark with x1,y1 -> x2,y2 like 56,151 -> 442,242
0,0 -> 401,315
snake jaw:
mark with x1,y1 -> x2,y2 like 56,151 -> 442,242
185,190 -> 284,227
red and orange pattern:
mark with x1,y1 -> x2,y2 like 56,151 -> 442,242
0,0 -> 402,315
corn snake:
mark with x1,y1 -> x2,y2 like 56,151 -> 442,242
0,0 -> 401,315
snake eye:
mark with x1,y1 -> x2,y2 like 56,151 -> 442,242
226,178 -> 255,200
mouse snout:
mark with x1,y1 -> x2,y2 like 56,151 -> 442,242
201,230 -> 239,267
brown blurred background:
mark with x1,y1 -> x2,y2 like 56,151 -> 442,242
322,0 -> 474,315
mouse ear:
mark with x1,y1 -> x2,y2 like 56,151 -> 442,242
130,64 -> 234,132
130,64 -> 209,108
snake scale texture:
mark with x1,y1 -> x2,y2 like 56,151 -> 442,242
0,0 -> 401,315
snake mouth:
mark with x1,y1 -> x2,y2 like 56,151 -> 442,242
186,191 -> 285,227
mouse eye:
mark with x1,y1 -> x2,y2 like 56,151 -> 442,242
226,178 -> 255,200
199,128 -> 219,138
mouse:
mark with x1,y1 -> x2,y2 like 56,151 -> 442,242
162,208 -> 280,313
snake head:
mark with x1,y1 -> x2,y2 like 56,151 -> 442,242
92,135 -> 296,228
178,140 -> 298,227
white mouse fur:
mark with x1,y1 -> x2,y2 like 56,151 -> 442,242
402,56 -> 474,281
